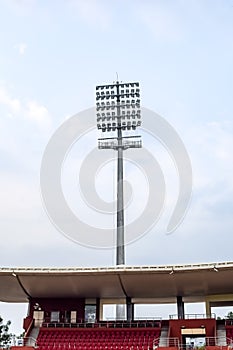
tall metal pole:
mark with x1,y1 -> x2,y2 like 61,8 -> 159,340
116,81 -> 125,265
96,80 -> 141,268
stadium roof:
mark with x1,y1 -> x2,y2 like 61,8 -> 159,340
1,262 -> 233,303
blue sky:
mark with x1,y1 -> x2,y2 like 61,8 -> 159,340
0,0 -> 233,334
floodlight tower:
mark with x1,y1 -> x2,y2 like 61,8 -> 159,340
96,81 -> 142,265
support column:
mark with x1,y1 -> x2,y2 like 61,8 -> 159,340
205,300 -> 211,318
96,298 -> 100,322
177,296 -> 185,319
99,300 -> 103,321
126,297 -> 133,322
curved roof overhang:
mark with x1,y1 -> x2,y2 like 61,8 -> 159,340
1,261 -> 233,303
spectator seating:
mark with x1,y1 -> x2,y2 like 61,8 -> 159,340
37,326 -> 161,350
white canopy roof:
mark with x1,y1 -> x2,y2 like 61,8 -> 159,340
1,262 -> 233,303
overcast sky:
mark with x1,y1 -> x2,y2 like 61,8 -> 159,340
0,0 -> 233,335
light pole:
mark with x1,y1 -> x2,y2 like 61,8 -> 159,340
96,81 -> 142,265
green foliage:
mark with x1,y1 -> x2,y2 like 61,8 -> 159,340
196,346 -> 206,350
226,311 -> 233,319
0,316 -> 12,348
17,332 -> 25,339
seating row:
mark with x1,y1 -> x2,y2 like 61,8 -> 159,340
37,328 -> 161,350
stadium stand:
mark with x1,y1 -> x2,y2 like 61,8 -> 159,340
2,263 -> 233,350
36,326 -> 161,350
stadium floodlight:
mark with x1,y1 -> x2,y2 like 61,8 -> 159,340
96,83 -> 141,133
96,81 -> 142,265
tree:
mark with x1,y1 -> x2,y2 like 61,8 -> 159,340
226,311 -> 233,319
0,316 -> 12,348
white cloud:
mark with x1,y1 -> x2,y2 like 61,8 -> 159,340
135,2 -> 183,41
25,100 -> 51,129
7,0 -> 36,15
15,43 -> 27,55
10,0 -> 35,6
178,120 -> 233,238
69,0 -> 111,29
190,120 -> 233,190
0,173 -> 38,220
0,85 -> 51,131
0,86 -> 21,113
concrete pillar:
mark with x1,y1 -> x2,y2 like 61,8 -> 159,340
177,296 -> 185,319
126,297 -> 133,322
205,300 -> 211,318
99,300 -> 103,321
96,298 -> 100,322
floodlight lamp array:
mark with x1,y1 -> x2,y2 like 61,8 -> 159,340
96,82 -> 141,132
96,82 -> 140,100
97,119 -> 141,132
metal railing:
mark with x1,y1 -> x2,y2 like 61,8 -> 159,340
225,319 -> 233,326
169,314 -> 216,320
41,320 -> 162,329
98,140 -> 142,150
205,336 -> 233,347
155,336 -> 180,348
175,337 -> 233,350
155,337 -> 233,350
